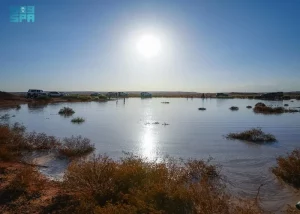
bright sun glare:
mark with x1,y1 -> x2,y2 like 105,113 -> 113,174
136,35 -> 161,58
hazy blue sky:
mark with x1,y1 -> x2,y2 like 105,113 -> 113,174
0,0 -> 299,92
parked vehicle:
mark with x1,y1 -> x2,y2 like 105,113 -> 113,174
60,92 -> 69,96
141,92 -> 152,98
106,92 -> 118,98
216,93 -> 229,98
48,91 -> 62,97
37,92 -> 48,97
118,92 -> 128,97
27,89 -> 44,98
91,92 -> 101,96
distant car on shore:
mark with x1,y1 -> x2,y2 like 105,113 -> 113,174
48,91 -> 63,97
27,89 -> 44,98
141,92 -> 152,98
91,92 -> 102,96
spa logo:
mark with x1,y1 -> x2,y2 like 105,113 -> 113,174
10,6 -> 35,23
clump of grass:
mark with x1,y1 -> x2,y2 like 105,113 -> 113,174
198,107 -> 206,110
246,105 -> 252,109
284,104 -> 289,106
71,117 -> 85,124
226,128 -> 276,143
272,149 -> 300,189
62,154 -> 262,214
58,136 -> 95,158
229,106 -> 239,111
59,107 -> 75,116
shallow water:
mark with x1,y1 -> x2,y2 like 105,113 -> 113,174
1,98 -> 300,212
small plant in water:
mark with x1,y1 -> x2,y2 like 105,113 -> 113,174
226,128 -> 276,143
0,114 -> 10,120
246,105 -> 252,109
59,135 -> 94,158
71,117 -> 85,124
198,107 -> 206,110
229,106 -> 239,111
58,107 -> 75,116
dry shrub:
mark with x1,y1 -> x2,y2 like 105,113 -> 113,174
226,128 -> 276,143
272,149 -> 300,189
9,165 -> 45,192
0,123 -> 25,161
58,136 -> 95,158
63,154 -> 262,214
24,132 -> 61,150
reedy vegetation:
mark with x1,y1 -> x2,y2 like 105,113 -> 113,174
226,128 -> 276,143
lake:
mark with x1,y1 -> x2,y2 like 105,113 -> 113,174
1,98 -> 300,212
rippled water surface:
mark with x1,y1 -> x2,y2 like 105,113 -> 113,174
1,98 -> 300,212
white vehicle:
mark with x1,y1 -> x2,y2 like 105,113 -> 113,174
38,92 -> 48,97
48,91 -> 62,97
27,89 -> 44,98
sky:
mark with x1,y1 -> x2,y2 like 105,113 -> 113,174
0,0 -> 299,92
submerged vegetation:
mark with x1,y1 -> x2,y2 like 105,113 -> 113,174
59,136 -> 94,158
0,123 -> 94,162
226,128 -> 276,143
229,106 -> 239,111
254,102 -> 299,114
71,117 -> 85,123
272,149 -> 300,189
59,107 -> 75,116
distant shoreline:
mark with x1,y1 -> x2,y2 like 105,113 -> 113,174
1,91 -> 300,109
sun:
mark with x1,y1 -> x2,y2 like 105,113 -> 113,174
136,34 -> 161,58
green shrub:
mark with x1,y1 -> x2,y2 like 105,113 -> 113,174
71,117 -> 85,123
59,107 -> 75,116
